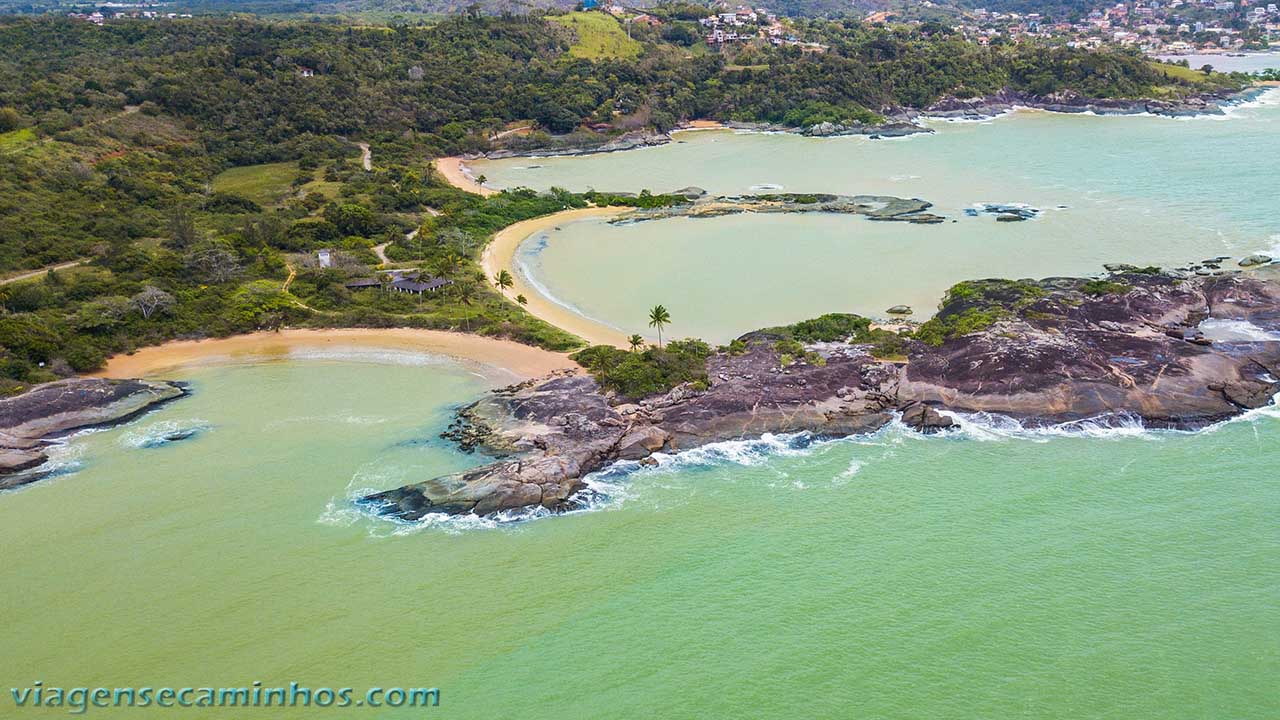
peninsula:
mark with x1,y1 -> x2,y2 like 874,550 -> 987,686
365,271 -> 1280,520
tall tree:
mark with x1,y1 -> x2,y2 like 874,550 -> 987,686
648,304 -> 671,348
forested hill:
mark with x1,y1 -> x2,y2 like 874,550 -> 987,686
0,14 -> 1242,387
0,15 -> 1223,162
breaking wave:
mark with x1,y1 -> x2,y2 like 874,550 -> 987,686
332,394 -> 1280,531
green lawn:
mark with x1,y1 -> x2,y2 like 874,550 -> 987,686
1148,60 -> 1214,82
551,12 -> 642,60
211,161 -> 301,206
0,127 -> 36,155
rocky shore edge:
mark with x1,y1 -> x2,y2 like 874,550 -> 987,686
474,87 -> 1259,162
0,378 -> 187,489
364,270 -> 1280,522
916,86 -> 1268,121
608,191 -> 946,225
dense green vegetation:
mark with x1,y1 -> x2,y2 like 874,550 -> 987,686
571,338 -> 711,399
768,313 -> 912,360
0,13 -> 1239,392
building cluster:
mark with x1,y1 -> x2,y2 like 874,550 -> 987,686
67,4 -> 192,25
697,4 -> 827,49
938,0 -> 1279,53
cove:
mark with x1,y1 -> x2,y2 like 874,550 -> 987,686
475,95 -> 1280,342
1,355 -> 1277,718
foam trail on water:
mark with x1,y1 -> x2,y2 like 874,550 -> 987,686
1198,318 -> 1280,342
119,419 -> 211,449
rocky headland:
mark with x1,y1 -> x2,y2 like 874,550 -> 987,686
365,271 -> 1280,521
0,378 -> 187,488
918,87 -> 1260,121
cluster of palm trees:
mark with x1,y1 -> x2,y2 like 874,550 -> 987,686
494,267 -> 671,352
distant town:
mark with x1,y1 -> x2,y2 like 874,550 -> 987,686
60,0 -> 1279,57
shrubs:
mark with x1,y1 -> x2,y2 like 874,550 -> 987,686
583,190 -> 691,209
1080,279 -> 1132,296
784,313 -> 872,342
914,280 -> 1047,346
571,339 -> 711,400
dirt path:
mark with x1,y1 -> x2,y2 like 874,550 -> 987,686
0,259 -> 86,286
490,125 -> 534,140
358,142 -> 372,171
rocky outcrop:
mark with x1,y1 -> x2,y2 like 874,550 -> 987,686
612,192 -> 947,225
919,87 -> 1255,121
0,377 -> 187,488
364,273 -> 1280,521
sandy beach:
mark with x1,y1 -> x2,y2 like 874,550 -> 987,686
93,328 -> 577,380
673,119 -> 728,132
482,207 -> 634,348
434,156 -> 496,197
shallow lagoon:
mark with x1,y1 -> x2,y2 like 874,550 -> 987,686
477,94 -> 1280,341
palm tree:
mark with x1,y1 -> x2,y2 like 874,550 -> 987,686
629,334 -> 645,352
648,304 -> 671,348
516,294 -> 528,306
457,281 -> 478,332
494,269 -> 514,294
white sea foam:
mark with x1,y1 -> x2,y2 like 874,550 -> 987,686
1198,318 -> 1280,342
334,392 -> 1280,531
284,348 -> 462,368
933,410 -> 1155,443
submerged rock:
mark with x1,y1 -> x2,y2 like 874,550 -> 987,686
0,378 -> 187,487
1240,254 -> 1273,267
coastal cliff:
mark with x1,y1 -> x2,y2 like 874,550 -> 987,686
366,272 -> 1280,521
0,378 -> 186,488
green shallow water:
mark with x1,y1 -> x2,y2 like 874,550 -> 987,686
2,356 -> 1278,718
477,93 -> 1280,342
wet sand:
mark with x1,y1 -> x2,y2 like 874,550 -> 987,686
434,157 -> 496,197
94,328 -> 577,381
482,207 -> 634,348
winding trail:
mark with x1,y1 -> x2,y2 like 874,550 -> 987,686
1,259 -> 86,285
358,142 -> 372,171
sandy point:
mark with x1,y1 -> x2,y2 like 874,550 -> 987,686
93,328 -> 577,381
482,207 -> 634,349
673,119 -> 728,132
434,157 -> 496,197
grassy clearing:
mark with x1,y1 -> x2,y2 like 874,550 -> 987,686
0,127 -> 36,154
1148,60 -> 1216,83
552,12 -> 642,60
211,161 -> 300,206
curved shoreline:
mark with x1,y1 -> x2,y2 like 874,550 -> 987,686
92,328 -> 577,381
434,157 -> 496,197
481,207 -> 632,348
